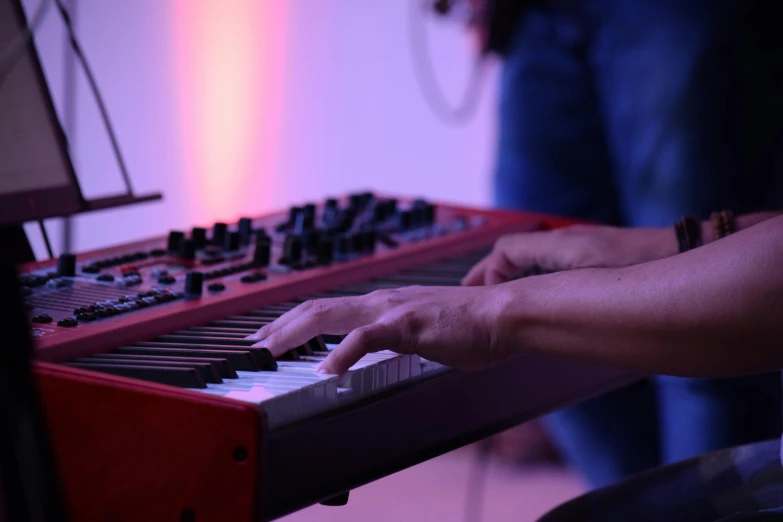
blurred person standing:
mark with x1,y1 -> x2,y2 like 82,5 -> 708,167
465,0 -> 783,488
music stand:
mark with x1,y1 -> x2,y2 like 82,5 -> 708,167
0,0 -> 161,263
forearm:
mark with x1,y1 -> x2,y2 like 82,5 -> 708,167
500,215 -> 783,378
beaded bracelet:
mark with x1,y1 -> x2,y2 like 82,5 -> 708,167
710,209 -> 736,240
674,216 -> 702,253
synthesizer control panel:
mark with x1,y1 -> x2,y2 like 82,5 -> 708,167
22,195 -> 474,328
20,193 -> 540,360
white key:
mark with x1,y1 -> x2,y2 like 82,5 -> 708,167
195,343 -> 443,428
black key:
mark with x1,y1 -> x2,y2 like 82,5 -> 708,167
151,336 -> 300,364
119,346 -> 264,372
133,342 -> 280,371
86,353 -> 237,379
227,314 -> 278,323
245,310 -> 287,319
173,330 -> 321,358
172,330 -> 247,339
157,335 -> 258,346
79,357 -> 223,384
223,316 -> 272,324
211,320 -> 269,329
64,363 -> 206,389
189,326 -> 257,335
257,303 -> 299,312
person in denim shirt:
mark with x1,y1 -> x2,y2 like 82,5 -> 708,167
492,0 -> 783,488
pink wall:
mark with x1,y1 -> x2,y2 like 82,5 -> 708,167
22,0 -> 499,257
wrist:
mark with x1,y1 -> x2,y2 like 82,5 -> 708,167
650,227 -> 680,258
490,279 -> 547,359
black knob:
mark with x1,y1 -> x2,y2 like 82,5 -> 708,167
281,234 -> 303,265
316,235 -> 334,264
207,282 -> 226,293
224,231 -> 241,251
178,239 -> 196,260
349,194 -> 363,210
191,227 -> 207,248
167,231 -> 185,252
238,218 -> 254,244
423,203 -> 436,225
350,231 -> 365,253
287,206 -> 302,227
253,236 -> 271,266
302,229 -> 320,253
184,271 -> 204,297
398,210 -> 413,230
362,229 -> 377,254
323,203 -> 339,225
372,202 -> 388,223
413,199 -> 436,226
334,209 -> 355,233
58,253 -> 76,277
303,203 -> 316,221
294,211 -> 315,235
158,274 -> 176,285
212,222 -> 228,246
335,234 -> 352,259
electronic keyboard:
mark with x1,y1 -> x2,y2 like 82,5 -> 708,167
20,193 -> 638,521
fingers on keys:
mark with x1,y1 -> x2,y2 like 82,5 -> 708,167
316,322 -> 400,375
248,297 -> 366,357
462,250 -> 519,286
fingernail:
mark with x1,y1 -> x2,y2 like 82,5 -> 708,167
252,340 -> 267,348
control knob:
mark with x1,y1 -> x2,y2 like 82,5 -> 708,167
57,253 -> 76,277
184,271 -> 204,297
191,227 -> 207,248
212,222 -> 228,246
224,231 -> 241,251
167,231 -> 185,252
238,218 -> 254,244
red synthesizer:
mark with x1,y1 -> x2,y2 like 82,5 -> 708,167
20,193 -> 637,521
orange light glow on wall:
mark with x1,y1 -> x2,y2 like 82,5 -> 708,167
171,0 -> 287,224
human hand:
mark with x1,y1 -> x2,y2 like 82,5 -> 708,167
462,225 -> 677,286
247,285 -> 509,375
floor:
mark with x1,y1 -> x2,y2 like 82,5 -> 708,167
281,445 -> 586,522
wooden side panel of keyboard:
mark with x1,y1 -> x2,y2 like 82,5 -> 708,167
35,362 -> 265,522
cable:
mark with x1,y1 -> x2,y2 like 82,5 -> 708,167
407,0 -> 487,126
38,220 -> 54,259
463,438 -> 492,522
52,0 -> 135,196
0,0 -> 53,91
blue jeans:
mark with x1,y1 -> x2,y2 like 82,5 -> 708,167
495,0 -> 783,488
